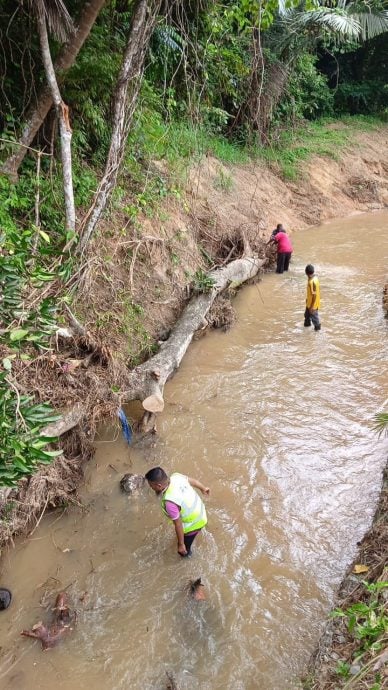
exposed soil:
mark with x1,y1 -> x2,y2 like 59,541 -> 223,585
0,125 -> 387,550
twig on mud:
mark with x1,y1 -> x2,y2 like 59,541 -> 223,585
29,509 -> 67,540
219,243 -> 237,266
28,495 -> 49,537
63,303 -> 87,336
51,528 -> 67,553
129,241 -> 142,292
35,575 -> 61,591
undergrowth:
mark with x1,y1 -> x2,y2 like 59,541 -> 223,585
0,161 -> 96,487
329,579 -> 388,689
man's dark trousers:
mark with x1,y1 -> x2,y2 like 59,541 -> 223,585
276,252 -> 292,274
304,308 -> 321,330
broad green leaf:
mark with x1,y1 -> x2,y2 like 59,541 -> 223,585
2,358 -> 12,371
9,328 -> 29,342
38,229 -> 50,243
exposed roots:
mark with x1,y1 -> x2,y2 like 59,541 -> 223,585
206,295 -> 236,331
0,449 -> 85,546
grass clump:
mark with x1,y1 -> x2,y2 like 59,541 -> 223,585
256,115 -> 384,181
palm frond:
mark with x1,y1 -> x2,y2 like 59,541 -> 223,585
33,0 -> 75,42
154,24 -> 185,53
372,412 -> 388,438
286,8 -> 362,38
349,9 -> 388,40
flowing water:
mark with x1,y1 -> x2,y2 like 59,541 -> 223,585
0,211 -> 387,690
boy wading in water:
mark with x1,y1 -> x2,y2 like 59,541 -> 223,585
304,264 -> 321,331
145,467 -> 209,557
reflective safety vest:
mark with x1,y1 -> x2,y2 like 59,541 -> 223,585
161,473 -> 207,534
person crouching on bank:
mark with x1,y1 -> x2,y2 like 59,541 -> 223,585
145,467 -> 210,557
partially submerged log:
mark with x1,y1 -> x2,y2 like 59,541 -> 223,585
43,254 -> 266,437
21,592 -> 76,651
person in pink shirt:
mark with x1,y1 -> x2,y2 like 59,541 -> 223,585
269,226 -> 293,274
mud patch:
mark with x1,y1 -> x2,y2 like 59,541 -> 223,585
344,176 -> 381,204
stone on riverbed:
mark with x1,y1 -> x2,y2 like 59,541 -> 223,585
120,474 -> 145,495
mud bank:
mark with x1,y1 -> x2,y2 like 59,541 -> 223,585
303,462 -> 388,690
0,124 -> 387,549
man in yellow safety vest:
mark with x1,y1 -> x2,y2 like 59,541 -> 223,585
145,467 -> 210,557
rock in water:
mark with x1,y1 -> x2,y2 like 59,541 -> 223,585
0,588 -> 12,610
120,473 -> 145,495
188,577 -> 207,601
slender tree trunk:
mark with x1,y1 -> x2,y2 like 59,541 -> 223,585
243,28 -> 288,144
79,0 -> 162,252
248,27 -> 265,134
1,0 -> 106,181
35,0 -> 75,233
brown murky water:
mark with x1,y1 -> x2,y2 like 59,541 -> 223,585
0,211 -> 387,690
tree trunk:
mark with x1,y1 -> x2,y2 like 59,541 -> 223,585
43,254 -> 266,437
79,0 -> 162,252
35,0 -> 76,233
1,0 -> 106,181
240,28 -> 288,144
248,27 -> 265,134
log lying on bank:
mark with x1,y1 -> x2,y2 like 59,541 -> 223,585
43,254 -> 266,437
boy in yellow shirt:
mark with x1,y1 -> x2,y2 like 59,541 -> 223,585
304,264 -> 321,331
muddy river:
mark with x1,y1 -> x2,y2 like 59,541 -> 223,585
0,211 -> 387,690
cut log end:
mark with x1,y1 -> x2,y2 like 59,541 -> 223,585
142,394 -> 164,413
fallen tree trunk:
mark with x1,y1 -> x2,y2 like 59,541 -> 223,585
42,254 -> 266,437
